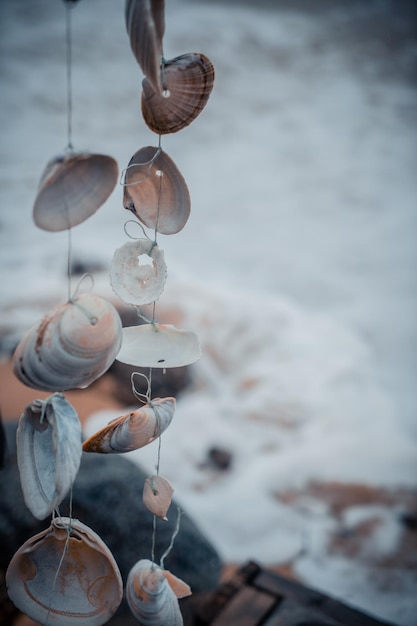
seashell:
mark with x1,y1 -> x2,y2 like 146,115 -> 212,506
33,151 -> 118,232
143,475 -> 174,520
12,293 -> 122,392
17,393 -> 82,520
125,0 -> 165,91
82,397 -> 175,454
126,559 -> 191,626
141,53 -> 215,135
110,239 -> 167,306
6,516 -> 123,626
123,146 -> 191,235
116,324 -> 201,368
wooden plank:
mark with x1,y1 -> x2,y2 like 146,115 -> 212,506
210,586 -> 277,626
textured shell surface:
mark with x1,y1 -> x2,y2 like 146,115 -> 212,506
126,559 -> 191,626
143,475 -> 174,520
123,146 -> 191,235
141,53 -> 215,134
110,239 -> 167,306
5,517 -> 123,626
82,397 -> 175,454
116,323 -> 201,368
17,393 -> 82,520
12,293 -> 123,392
125,0 -> 165,91
33,151 -> 118,232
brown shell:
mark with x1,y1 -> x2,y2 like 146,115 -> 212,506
125,0 -> 165,91
141,53 -> 215,134
123,146 -> 191,234
33,152 -> 119,232
143,475 -> 174,520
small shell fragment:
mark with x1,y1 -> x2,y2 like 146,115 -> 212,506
82,397 -> 175,454
17,393 -> 82,520
116,324 -> 201,368
143,475 -> 174,520
6,517 -> 123,626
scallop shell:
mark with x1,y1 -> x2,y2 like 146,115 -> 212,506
17,393 -> 82,520
143,475 -> 174,521
116,324 -> 201,368
141,53 -> 215,134
12,293 -> 123,392
110,239 -> 167,306
33,151 -> 118,232
125,0 -> 165,91
126,559 -> 191,626
82,397 -> 175,454
6,517 -> 123,626
123,146 -> 191,235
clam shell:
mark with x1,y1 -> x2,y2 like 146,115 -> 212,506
125,0 -> 165,91
82,397 -> 175,453
17,393 -> 82,520
141,53 -> 215,134
33,152 -> 118,232
126,559 -> 191,626
116,324 -> 201,368
143,475 -> 174,521
12,293 -> 123,392
123,146 -> 191,235
6,517 -> 123,626
110,239 -> 167,306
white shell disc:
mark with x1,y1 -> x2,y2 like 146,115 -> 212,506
17,393 -> 82,520
116,324 -> 201,368
110,239 -> 167,306
6,517 -> 123,626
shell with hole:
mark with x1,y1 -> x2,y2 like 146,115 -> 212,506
33,151 -> 118,232
17,393 -> 82,520
126,558 -> 191,626
143,475 -> 174,521
123,146 -> 191,234
6,517 -> 123,626
125,0 -> 165,91
110,239 -> 167,306
116,323 -> 201,368
141,52 -> 215,134
82,397 -> 175,454
12,293 -> 123,392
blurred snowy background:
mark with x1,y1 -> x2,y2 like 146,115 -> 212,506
1,0 -> 417,624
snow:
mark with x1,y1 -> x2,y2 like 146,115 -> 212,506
1,0 -> 417,624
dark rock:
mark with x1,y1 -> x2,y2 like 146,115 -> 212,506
0,422 -> 222,625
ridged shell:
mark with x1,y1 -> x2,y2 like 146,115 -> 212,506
82,397 -> 175,454
141,53 -> 215,134
110,239 -> 167,306
17,393 -> 82,520
33,152 -> 118,232
143,475 -> 174,520
6,517 -> 123,626
123,146 -> 191,235
126,559 -> 191,626
125,0 -> 165,91
12,293 -> 123,392
116,324 -> 201,368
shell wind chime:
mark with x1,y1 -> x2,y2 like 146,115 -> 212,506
6,0 -> 214,624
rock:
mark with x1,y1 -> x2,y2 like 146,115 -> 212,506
0,422 -> 222,625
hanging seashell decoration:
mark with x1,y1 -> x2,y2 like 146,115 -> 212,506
110,238 -> 167,306
12,293 -> 123,392
82,397 -> 175,454
126,559 -> 191,626
16,393 -> 82,520
33,151 -> 119,232
143,475 -> 174,521
116,323 -> 202,368
123,146 -> 191,235
6,517 -> 123,626
141,53 -> 215,135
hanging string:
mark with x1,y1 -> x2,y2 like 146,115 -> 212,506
64,1 -> 74,152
